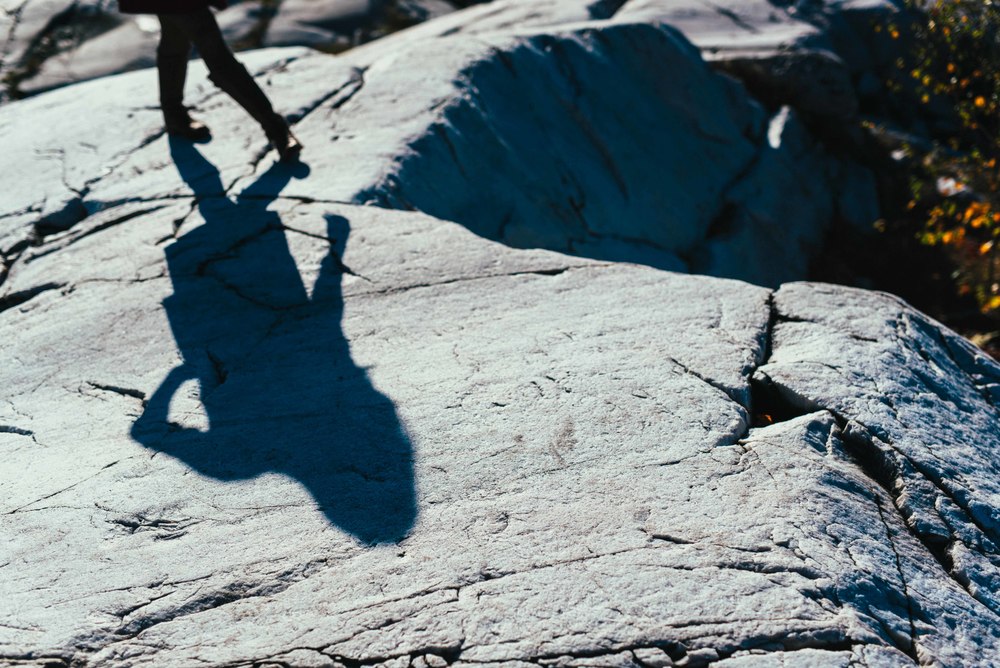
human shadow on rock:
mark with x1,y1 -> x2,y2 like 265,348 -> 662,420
131,139 -> 417,544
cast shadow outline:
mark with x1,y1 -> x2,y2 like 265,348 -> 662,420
131,138 -> 417,544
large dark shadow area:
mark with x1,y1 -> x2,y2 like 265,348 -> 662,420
131,139 -> 416,544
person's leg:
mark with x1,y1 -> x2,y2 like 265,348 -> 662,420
157,14 -> 211,140
167,7 -> 301,160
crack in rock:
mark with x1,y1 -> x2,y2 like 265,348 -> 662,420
698,0 -> 760,34
26,203 -> 168,263
750,290 -> 1000,627
351,264 -> 599,300
297,65 -> 367,123
85,381 -> 148,406
0,424 -> 34,436
873,494 -> 922,663
6,459 -> 122,514
0,281 -> 65,315
109,557 -> 330,639
837,418 -> 1000,618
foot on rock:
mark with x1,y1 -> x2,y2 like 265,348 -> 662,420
164,108 -> 211,142
265,116 -> 303,162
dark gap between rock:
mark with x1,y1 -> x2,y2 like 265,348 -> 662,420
0,282 -> 65,314
748,373 -> 814,427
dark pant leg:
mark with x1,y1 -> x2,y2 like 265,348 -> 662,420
159,8 -> 281,131
157,14 -> 192,115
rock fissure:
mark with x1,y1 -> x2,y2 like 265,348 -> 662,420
700,0 -> 760,34
1,236 -> 33,275
892,444 -> 999,550
0,201 -> 42,221
111,557 -> 330,640
0,1 -> 31,74
667,355 -> 747,411
111,591 -> 176,624
707,641 -> 876,666
321,642 -> 464,668
77,125 -> 169,192
204,272 -> 301,311
110,515 -> 195,533
838,416 -> 1000,609
688,125 -> 771,267
434,122 -> 467,178
873,494 -> 923,664
745,292 -> 1000,659
508,634 -> 865,668
0,653 -> 71,668
26,204 -> 168,263
169,536 -> 844,655
6,459 -> 122,514
194,222 -> 283,276
559,98 -> 630,199
754,353 -> 1000,620
298,65 -> 368,126
343,263 -> 607,300
582,227 -> 678,256
0,281 -> 65,316
85,382 -> 148,407
280,224 -> 372,281
0,424 -> 34,436
929,322 -> 1000,413
70,273 -> 169,288
239,194 -> 355,207
746,293 -> 817,428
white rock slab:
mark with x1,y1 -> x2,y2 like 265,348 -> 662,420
310,21 -> 765,261
0,0 -> 122,97
2,182 -> 999,665
0,46 -> 315,256
1,16 -> 877,288
264,0 -> 388,49
755,282 -> 1000,622
0,5 -> 998,664
14,18 -> 157,97
346,0 -> 621,65
615,0 -> 816,51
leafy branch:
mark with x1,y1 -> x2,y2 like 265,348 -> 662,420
883,0 -> 1000,312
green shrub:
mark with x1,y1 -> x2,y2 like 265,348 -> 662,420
888,0 -> 1000,312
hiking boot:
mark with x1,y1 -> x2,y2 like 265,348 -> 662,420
199,52 -> 299,160
265,116 -> 303,162
164,108 -> 211,142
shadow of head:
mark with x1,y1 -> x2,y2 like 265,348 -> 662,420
134,143 -> 417,545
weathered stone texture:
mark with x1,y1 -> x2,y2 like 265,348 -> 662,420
1,2 -> 998,667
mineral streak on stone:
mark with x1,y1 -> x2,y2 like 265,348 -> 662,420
1,1 -> 999,667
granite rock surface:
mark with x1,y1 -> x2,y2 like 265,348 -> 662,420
1,3 -> 999,668
1,11 -> 877,288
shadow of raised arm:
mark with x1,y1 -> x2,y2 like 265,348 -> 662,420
130,140 -> 417,544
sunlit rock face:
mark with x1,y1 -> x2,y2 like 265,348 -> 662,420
0,18 -> 877,288
1,3 -> 999,668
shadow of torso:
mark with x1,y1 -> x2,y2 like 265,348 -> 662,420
132,140 -> 416,544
